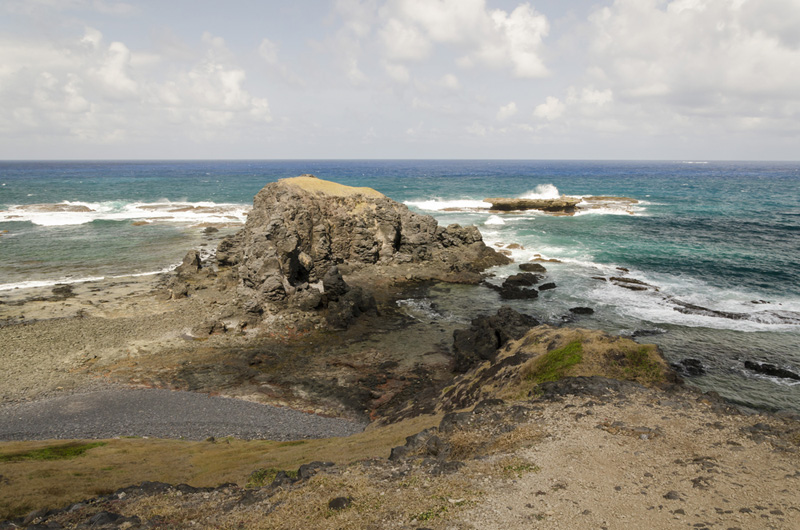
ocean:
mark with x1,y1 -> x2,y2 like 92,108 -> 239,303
1,160 -> 799,412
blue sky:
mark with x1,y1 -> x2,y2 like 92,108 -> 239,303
1,0 -> 798,160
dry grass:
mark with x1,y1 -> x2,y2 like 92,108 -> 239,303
0,414 -> 440,520
448,423 -> 543,461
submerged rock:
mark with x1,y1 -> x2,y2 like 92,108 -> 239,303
671,358 -> 706,377
744,361 -> 800,381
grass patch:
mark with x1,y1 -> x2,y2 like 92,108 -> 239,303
623,346 -> 665,385
0,442 -> 106,462
525,340 -> 583,384
246,467 -> 299,488
0,414 -> 441,521
499,456 -> 540,478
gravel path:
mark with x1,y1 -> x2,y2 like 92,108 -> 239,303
0,388 -> 367,441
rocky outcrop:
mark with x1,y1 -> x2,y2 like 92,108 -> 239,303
441,325 -> 676,411
484,196 -> 581,213
451,307 -> 540,373
217,175 -> 510,316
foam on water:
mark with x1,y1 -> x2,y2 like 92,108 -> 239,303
519,183 -> 560,199
0,200 -> 251,227
484,215 -> 505,226
0,267 -> 175,292
403,198 -> 491,211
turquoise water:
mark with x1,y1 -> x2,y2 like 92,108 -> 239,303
1,160 -> 799,411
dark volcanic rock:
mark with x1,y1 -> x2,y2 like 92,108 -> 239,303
217,175 -> 510,318
569,307 -> 594,315
672,358 -> 706,377
539,282 -> 557,291
519,262 -> 547,273
744,361 -> 800,381
452,307 -> 539,373
484,196 -> 581,213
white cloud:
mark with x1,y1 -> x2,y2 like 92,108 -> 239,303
258,38 -> 279,64
440,73 -> 460,90
497,101 -> 517,120
384,62 -> 410,83
0,28 -> 272,149
588,0 -> 800,116
533,96 -> 564,121
380,17 -> 431,60
377,0 -> 550,78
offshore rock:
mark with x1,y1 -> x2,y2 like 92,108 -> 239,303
218,175 -> 510,316
484,196 -> 581,213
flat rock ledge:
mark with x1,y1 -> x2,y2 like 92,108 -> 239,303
484,196 -> 582,213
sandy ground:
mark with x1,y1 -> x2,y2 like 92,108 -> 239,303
452,391 -> 800,530
0,274 -> 240,404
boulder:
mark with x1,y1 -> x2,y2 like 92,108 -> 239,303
175,250 -> 201,277
452,307 -> 540,373
519,262 -> 547,273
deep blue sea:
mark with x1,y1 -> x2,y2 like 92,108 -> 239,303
1,160 -> 799,411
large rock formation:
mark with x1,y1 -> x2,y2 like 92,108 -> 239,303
217,175 -> 510,316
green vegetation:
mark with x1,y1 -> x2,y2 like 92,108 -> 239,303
525,340 -> 583,384
246,467 -> 299,488
0,442 -> 106,462
501,461 -> 540,478
624,346 -> 665,384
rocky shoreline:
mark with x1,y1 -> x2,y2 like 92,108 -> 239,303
2,176 -> 799,528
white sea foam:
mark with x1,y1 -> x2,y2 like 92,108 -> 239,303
403,198 -> 491,211
484,215 -> 506,226
519,183 -> 560,200
0,200 -> 251,227
0,267 -> 175,292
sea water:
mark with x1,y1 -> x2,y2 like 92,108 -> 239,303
1,160 -> 798,411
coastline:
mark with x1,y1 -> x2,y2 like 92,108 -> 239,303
2,174 -> 799,527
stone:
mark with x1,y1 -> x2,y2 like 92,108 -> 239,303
484,196 -> 582,213
519,262 -> 547,273
452,307 -> 539,372
672,358 -> 706,377
175,250 -> 201,277
328,496 -> 353,510
744,361 -> 800,381
539,282 -> 557,291
569,307 -> 594,315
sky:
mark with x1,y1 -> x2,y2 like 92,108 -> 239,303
0,0 -> 799,160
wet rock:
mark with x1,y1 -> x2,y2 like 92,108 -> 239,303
519,262 -> 547,273
484,196 -> 581,213
744,361 -> 800,381
539,282 -> 556,291
504,273 -> 542,287
51,284 -> 75,300
672,358 -> 706,377
452,307 -> 539,373
569,307 -> 594,315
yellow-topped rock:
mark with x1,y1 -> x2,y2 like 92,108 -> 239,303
278,174 -> 385,199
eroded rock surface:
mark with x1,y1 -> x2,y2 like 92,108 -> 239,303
218,175 -> 510,317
